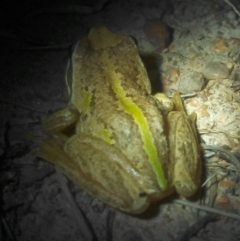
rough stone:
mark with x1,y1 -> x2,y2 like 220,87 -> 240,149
178,71 -> 205,93
202,62 -> 230,80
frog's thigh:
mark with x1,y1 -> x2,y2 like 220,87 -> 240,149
168,111 -> 200,197
63,133 -> 150,214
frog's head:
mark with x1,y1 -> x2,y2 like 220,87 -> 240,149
88,27 -> 123,50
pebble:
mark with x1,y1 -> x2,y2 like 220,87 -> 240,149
226,10 -> 238,20
202,62 -> 230,80
143,19 -> 172,52
178,71 -> 205,93
219,179 -> 234,188
91,198 -> 105,213
196,104 -> 209,117
212,37 -> 231,53
215,195 -> 230,210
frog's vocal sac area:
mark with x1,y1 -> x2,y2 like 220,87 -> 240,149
33,27 -> 201,214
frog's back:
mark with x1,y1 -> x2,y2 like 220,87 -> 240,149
71,27 -> 172,197
77,91 -> 171,197
69,27 -> 152,113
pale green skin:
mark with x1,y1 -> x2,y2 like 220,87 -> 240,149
36,27 -> 201,214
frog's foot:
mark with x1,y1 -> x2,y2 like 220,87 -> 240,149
41,106 -> 79,134
167,93 -> 201,197
28,134 -> 70,165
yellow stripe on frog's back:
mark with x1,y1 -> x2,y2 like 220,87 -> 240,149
102,51 -> 167,190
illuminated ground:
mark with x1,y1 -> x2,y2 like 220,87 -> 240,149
1,0 -> 240,240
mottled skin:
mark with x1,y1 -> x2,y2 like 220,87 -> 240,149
34,27 -> 201,214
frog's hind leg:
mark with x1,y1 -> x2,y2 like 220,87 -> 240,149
61,133 -> 151,214
31,133 -> 150,214
28,135 -> 73,170
173,92 -> 198,140
167,93 -> 201,197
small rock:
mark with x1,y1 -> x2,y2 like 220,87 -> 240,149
219,179 -> 234,188
215,195 -> 230,210
122,230 -> 142,241
196,104 -> 209,117
212,37 -> 230,53
19,162 -> 52,187
202,62 -> 230,80
143,19 -> 172,52
91,198 -> 105,213
226,62 -> 233,69
178,71 -> 205,93
226,10 -> 237,20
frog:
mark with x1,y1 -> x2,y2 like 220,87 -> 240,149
33,27 -> 201,214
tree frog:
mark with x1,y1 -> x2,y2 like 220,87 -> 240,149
34,27 -> 201,214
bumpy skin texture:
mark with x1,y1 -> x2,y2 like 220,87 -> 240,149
35,27 -> 201,214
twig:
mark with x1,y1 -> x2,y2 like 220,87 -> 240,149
224,0 -> 240,17
202,145 -> 240,173
55,167 -> 94,241
199,129 -> 240,139
1,212 -> 17,241
0,97 -> 45,113
16,43 -> 72,51
167,92 -> 197,98
176,213 -> 217,241
201,172 -> 219,187
174,199 -> 240,220
106,209 -> 115,241
25,0 -> 110,19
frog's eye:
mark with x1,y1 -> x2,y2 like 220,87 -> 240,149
129,35 -> 138,46
154,93 -> 174,112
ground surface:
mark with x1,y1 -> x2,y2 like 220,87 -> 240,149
1,0 -> 240,240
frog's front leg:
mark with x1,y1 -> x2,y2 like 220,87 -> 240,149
29,106 -> 79,161
167,93 -> 201,197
